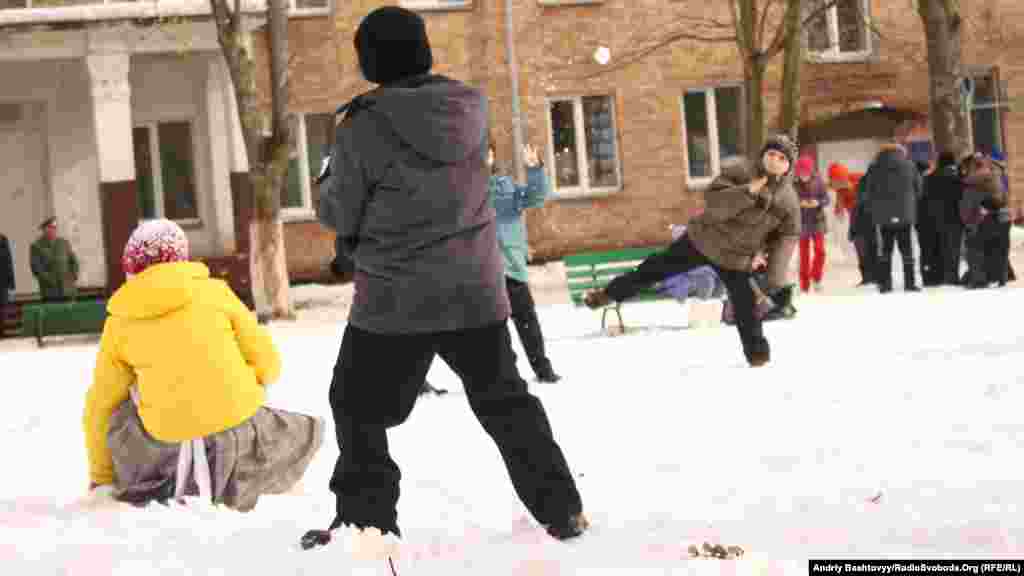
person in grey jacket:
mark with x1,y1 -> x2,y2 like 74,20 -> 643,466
313,6 -> 586,549
860,140 -> 923,293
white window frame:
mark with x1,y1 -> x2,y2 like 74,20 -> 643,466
805,0 -> 872,63
134,119 -> 202,227
966,69 -> 1010,155
281,113 -> 318,221
398,0 -> 473,12
680,85 -> 744,189
544,94 -> 622,200
288,0 -> 332,17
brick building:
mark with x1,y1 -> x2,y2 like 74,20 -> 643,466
0,0 -> 1017,298
264,0 -> 1022,282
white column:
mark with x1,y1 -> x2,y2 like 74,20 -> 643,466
207,54 -> 236,253
222,61 -> 250,174
86,50 -> 135,183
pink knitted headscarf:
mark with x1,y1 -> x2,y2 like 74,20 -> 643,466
122,219 -> 189,276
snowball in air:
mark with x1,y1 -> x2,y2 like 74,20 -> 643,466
594,46 -> 611,66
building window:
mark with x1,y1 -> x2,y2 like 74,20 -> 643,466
398,0 -> 472,11
132,121 -> 200,223
283,112 -> 335,217
681,85 -> 745,184
968,70 -> 1009,158
546,95 -> 621,198
806,0 -> 871,61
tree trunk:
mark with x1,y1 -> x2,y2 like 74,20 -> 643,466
780,0 -> 804,141
918,0 -> 969,160
256,0 -> 293,319
209,0 -> 294,320
745,57 -> 767,161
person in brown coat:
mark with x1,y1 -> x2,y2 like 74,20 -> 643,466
584,134 -> 801,367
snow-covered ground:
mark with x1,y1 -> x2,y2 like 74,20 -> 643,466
3,253 -> 1024,574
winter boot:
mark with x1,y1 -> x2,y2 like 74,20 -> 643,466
745,338 -> 771,367
902,258 -> 921,292
545,512 -> 590,541
534,360 -> 562,383
344,526 -> 403,576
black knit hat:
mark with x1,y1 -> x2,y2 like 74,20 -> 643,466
759,133 -> 799,176
354,7 -> 433,86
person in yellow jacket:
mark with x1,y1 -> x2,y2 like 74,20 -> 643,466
83,219 -> 323,510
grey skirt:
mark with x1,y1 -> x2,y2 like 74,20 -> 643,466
107,400 -> 324,512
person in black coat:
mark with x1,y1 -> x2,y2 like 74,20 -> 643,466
0,233 -> 14,337
921,152 -> 964,286
860,141 -> 924,293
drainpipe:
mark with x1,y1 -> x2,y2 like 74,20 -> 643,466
503,0 -> 526,183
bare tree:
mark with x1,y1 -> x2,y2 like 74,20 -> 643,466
209,0 -> 294,320
568,1 -> 837,158
780,0 -> 804,140
917,0 -> 970,159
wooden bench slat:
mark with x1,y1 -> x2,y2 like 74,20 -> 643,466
561,245 -> 673,332
563,247 -> 663,267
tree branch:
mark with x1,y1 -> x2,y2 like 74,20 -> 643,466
731,0 -> 754,60
569,29 -> 737,81
758,0 -> 780,52
232,0 -> 242,33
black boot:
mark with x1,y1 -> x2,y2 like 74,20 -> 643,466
877,259 -> 893,294
903,259 -> 921,292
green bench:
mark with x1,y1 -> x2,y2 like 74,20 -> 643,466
563,246 -> 670,333
20,299 -> 108,347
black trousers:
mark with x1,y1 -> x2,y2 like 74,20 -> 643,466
876,224 -> 916,290
328,322 -> 582,536
936,223 -> 964,285
505,277 -> 554,377
966,218 -> 1011,286
917,220 -> 943,286
605,234 -> 768,363
0,290 -> 7,338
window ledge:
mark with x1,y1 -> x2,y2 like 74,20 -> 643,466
281,209 -> 318,223
174,218 -> 203,230
400,1 -> 474,12
288,7 -> 331,18
806,51 -> 873,64
537,0 -> 604,6
685,177 -> 715,191
552,185 -> 621,200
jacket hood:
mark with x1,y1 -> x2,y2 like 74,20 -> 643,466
361,75 -> 487,164
710,161 -> 755,191
107,261 -> 209,320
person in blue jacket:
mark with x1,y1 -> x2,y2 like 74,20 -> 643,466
490,139 -> 561,383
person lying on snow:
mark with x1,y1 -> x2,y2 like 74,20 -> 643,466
583,134 -> 801,367
83,219 -> 323,510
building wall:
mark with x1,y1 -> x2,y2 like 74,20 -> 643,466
263,0 -> 1024,281
131,52 -> 232,258
0,59 -> 106,292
